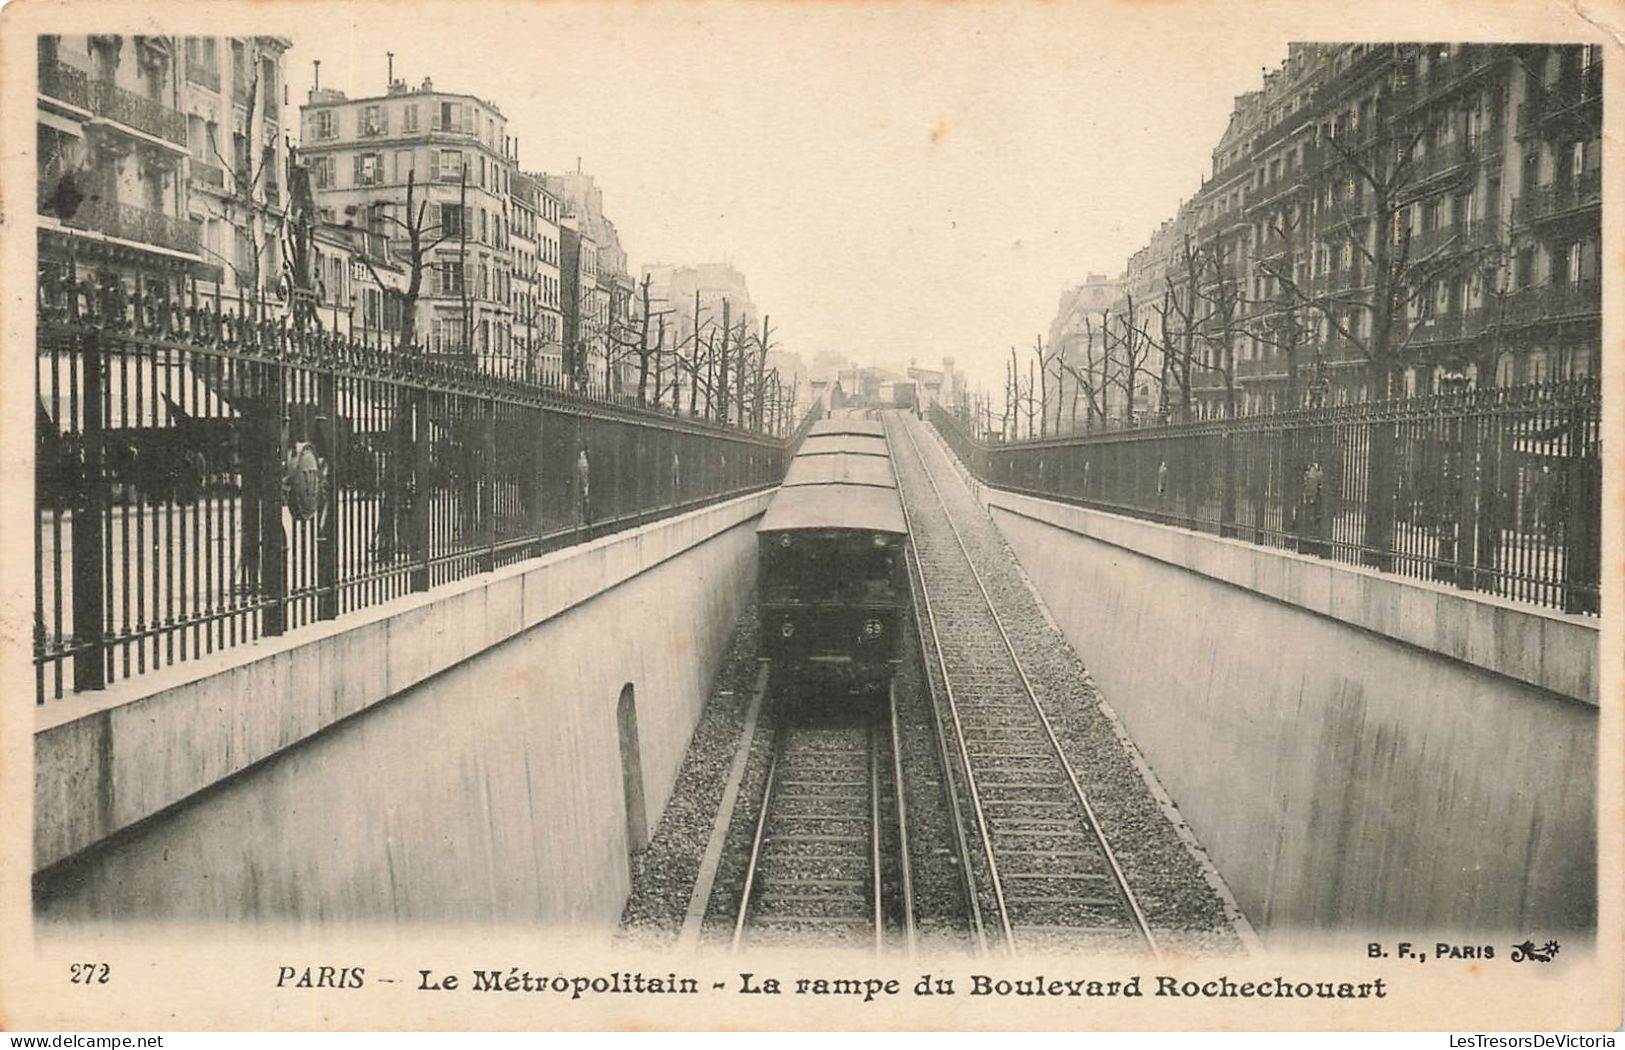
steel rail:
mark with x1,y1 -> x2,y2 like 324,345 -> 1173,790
887,680 -> 918,955
870,718 -> 885,953
886,415 -> 1014,954
730,724 -> 782,952
897,412 -> 1162,957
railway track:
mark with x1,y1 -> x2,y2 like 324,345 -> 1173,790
885,411 -> 1160,956
731,686 -> 914,951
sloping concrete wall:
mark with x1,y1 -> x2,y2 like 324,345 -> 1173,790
983,488 -> 1597,940
35,492 -> 769,926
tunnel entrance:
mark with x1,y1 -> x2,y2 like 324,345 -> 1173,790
616,684 -> 648,859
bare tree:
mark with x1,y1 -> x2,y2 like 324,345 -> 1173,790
608,273 -> 672,405
193,42 -> 284,318
349,167 -> 469,354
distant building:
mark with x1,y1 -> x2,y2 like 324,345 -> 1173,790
299,74 -> 518,371
544,167 -> 636,394
642,262 -> 758,414
37,34 -> 290,306
1112,43 -> 1602,418
1044,273 -> 1125,430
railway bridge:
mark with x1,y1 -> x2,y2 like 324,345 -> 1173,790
32,380 -> 1598,945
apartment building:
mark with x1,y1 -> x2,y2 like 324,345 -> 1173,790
1112,43 -> 1601,419
38,34 -> 290,306
504,170 -> 564,376
300,76 -> 518,367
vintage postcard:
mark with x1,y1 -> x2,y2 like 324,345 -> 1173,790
0,0 -> 1619,1033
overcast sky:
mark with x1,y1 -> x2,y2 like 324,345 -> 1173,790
280,8 -> 1295,394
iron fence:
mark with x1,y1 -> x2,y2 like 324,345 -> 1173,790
35,265 -> 808,703
931,376 -> 1601,616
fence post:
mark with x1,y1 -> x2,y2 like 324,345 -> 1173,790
1473,400 -> 1505,592
1562,401 -> 1601,615
316,361 -> 340,619
71,329 -> 107,692
1454,410 -> 1479,590
1364,416 -> 1398,572
409,384 -> 432,592
530,405 -> 547,551
258,361 -> 288,637
481,394 -> 496,572
1218,431 -> 1237,537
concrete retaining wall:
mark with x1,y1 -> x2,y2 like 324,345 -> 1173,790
982,487 -> 1597,939
35,491 -> 770,926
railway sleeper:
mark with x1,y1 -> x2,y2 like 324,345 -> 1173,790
989,817 -> 1090,831
767,833 -> 870,847
773,802 -> 867,816
756,892 -> 868,910
756,856 -> 869,881
1006,895 -> 1129,913
775,778 -> 866,791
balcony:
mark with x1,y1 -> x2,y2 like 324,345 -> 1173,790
41,62 -> 189,146
1403,307 -> 1487,345
38,180 -> 201,256
1405,222 -> 1497,262
1398,47 -> 1502,113
185,58 -> 220,92
93,81 -> 187,146
1408,137 -> 1480,185
1519,64 -> 1603,136
39,58 -> 91,110
1502,279 -> 1601,325
1512,171 -> 1602,227
190,160 -> 226,192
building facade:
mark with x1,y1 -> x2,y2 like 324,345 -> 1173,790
38,34 -> 291,307
299,76 -> 518,369
1103,43 -> 1601,421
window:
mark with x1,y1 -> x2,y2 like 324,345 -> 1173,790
440,203 -> 464,237
361,104 -> 387,137
436,100 -> 463,132
1567,242 -> 1582,285
354,152 -> 382,187
436,260 -> 464,294
310,155 -> 334,189
403,104 -> 419,132
394,150 -> 413,182
311,109 -> 337,141
1571,141 -> 1585,180
434,148 -> 463,182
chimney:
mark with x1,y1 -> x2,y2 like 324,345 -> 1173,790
387,51 -> 394,87
312,59 -> 320,95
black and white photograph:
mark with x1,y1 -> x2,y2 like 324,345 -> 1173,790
2,0 -> 1619,1034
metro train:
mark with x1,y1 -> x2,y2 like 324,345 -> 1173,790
756,414 -> 910,689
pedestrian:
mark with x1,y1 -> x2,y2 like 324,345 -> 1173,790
576,448 -> 592,529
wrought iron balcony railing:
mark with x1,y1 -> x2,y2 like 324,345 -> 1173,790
41,62 -> 188,146
1512,171 -> 1602,226
38,180 -> 201,255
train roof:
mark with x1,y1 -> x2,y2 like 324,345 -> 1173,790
783,451 -> 897,490
795,433 -> 890,457
758,483 -> 908,535
807,418 -> 885,439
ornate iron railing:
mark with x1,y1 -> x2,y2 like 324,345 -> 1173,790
33,266 -> 811,702
932,376 -> 1601,617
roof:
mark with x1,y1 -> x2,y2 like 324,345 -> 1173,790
796,433 -> 890,457
808,417 -> 885,439
758,483 -> 907,535
783,452 -> 896,490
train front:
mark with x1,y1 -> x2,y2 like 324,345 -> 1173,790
756,422 -> 910,692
